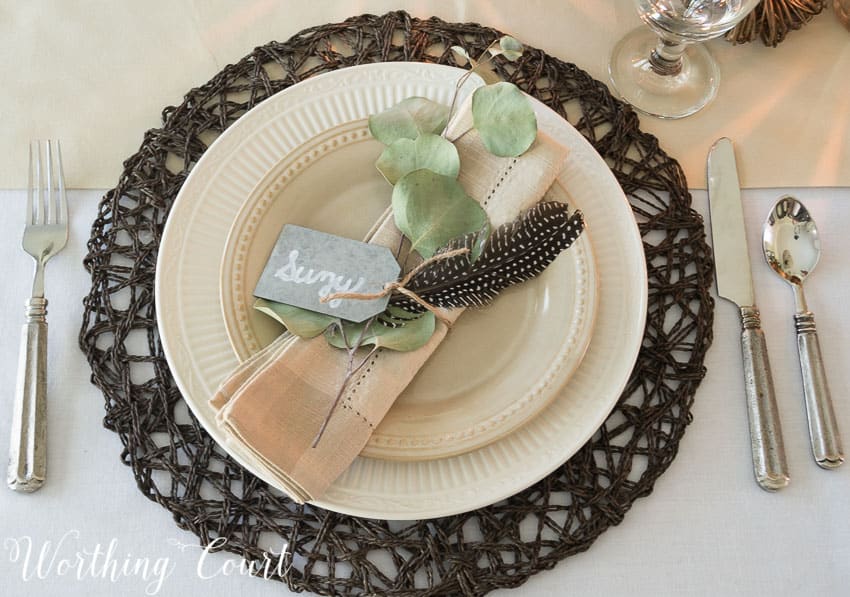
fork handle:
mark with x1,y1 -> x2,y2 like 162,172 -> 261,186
7,298 -> 47,492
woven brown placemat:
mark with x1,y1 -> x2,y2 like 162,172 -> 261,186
79,10 -> 713,597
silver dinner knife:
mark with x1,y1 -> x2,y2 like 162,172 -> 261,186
707,138 -> 790,491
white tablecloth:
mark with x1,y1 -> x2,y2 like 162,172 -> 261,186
0,186 -> 848,596
2,2 -> 850,594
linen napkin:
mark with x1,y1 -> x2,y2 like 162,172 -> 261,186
211,98 -> 570,503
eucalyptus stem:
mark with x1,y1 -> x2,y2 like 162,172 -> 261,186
311,368 -> 351,448
401,249 -> 414,277
394,234 -> 406,261
311,316 -> 378,448
442,70 -> 475,139
350,345 -> 380,378
443,39 -> 502,138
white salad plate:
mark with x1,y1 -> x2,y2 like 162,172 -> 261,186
155,62 -> 647,520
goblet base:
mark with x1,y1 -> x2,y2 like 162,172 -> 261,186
608,27 -> 720,119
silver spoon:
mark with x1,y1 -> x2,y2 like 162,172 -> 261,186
763,196 -> 843,468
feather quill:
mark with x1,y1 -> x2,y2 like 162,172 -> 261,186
391,201 -> 585,312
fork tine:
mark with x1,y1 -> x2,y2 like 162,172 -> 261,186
34,140 -> 45,225
26,142 -> 34,225
55,140 -> 67,226
46,140 -> 54,224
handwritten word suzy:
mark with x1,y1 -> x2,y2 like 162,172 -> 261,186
275,249 -> 366,307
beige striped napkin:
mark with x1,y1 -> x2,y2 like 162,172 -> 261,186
210,99 -> 570,503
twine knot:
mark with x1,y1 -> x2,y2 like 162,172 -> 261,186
319,247 -> 470,325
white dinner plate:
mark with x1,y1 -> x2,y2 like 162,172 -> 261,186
155,63 -> 647,519
218,118 -> 597,461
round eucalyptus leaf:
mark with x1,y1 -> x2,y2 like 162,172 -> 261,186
373,311 -> 435,351
499,36 -> 524,61
500,50 -> 523,62
392,169 -> 488,259
375,134 -> 460,185
325,312 -> 436,352
253,298 -> 336,338
368,97 -> 450,146
471,82 -> 537,157
450,45 -> 472,67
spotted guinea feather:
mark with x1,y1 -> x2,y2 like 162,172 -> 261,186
391,201 -> 585,312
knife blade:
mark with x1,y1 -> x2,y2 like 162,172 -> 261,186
707,137 -> 790,492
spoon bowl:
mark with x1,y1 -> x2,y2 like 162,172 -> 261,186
763,196 -> 821,286
762,195 -> 843,469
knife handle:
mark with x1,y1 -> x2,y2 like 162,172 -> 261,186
740,306 -> 790,491
795,311 -> 844,468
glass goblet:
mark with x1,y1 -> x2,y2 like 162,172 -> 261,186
609,0 -> 761,119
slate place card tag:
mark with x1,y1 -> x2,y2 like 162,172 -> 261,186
254,224 -> 401,323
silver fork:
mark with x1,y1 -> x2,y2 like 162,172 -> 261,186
7,140 -> 69,492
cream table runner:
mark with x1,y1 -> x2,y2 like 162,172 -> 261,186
2,0 -> 848,190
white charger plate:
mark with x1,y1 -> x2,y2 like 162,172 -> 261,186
218,118 -> 597,461
155,63 -> 647,520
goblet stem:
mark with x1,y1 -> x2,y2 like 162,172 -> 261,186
609,26 -> 720,119
649,38 -> 687,76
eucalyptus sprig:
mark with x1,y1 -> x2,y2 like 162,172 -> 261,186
446,36 -> 525,131
368,34 -> 536,266
258,36 -> 535,341
253,36 -> 548,446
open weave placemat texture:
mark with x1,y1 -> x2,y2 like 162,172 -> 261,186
80,11 -> 714,597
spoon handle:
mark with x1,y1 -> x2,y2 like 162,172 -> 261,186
795,311 -> 844,468
740,306 -> 790,491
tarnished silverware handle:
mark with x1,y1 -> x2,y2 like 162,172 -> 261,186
7,297 -> 47,492
795,311 -> 844,469
740,306 -> 790,491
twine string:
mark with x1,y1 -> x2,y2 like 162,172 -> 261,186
320,247 -> 470,325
